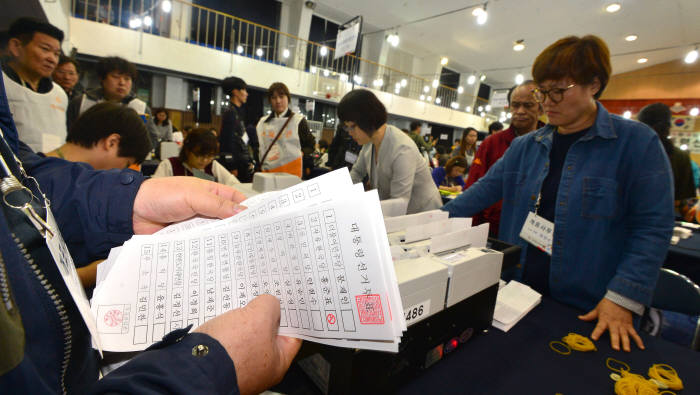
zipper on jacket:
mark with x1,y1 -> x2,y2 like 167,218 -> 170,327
12,234 -> 72,395
0,252 -> 13,312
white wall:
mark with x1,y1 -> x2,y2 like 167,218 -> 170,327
69,18 -> 484,129
40,0 -> 73,53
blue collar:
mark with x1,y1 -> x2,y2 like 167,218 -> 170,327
533,101 -> 617,145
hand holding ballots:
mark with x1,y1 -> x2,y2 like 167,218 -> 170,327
91,169 -> 406,353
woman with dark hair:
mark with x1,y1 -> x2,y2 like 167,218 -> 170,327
256,82 -> 315,177
451,127 -> 478,166
432,156 -> 468,192
338,89 -> 442,214
153,128 -> 239,186
443,35 -> 674,352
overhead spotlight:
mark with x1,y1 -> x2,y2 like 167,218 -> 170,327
236,45 -> 243,54
680,144 -> 689,151
420,94 -> 425,101
143,15 -> 152,27
401,79 -> 407,87
310,66 -> 317,74
394,88 -> 400,94
423,85 -> 430,93
161,0 -> 172,13
387,33 -> 400,47
435,98 -> 441,104
480,74 -> 486,81
209,100 -> 215,105
637,58 -> 648,64
226,95 -> 230,99
256,48 -> 264,57
478,106 -> 484,112
480,111 -> 486,117
451,102 -> 458,109
472,3 -> 488,25
467,75 -> 476,85
506,113 -> 512,118
689,107 -> 699,116
129,17 -> 142,29
353,75 -> 363,84
323,69 -> 330,77
515,73 -> 524,84
319,46 -> 328,56
440,57 -> 449,66
457,86 -> 464,94
432,79 -> 439,88
513,39 -> 525,52
427,96 -> 432,102
625,34 -> 638,42
282,49 -> 290,58
186,104 -> 191,110
500,111 -> 506,117
373,79 -> 384,87
623,110 -> 632,119
339,73 -> 349,82
485,104 -> 492,111
466,106 -> 472,112
395,82 -> 401,90
684,47 -> 698,64
605,3 -> 621,13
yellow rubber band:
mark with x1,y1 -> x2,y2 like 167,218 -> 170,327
549,340 -> 571,355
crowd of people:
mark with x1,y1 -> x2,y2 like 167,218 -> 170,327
0,14 -> 696,395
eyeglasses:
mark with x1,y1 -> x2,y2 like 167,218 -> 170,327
533,84 -> 576,104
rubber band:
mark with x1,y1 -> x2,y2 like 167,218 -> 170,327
614,370 -> 660,395
648,364 -> 683,391
606,357 -> 631,374
562,333 -> 597,352
549,340 -> 571,355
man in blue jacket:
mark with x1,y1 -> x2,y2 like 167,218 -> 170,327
0,65 -> 301,394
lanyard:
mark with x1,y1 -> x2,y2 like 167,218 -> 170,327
0,128 -> 54,238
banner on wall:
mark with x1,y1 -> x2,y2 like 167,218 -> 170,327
669,131 -> 700,154
670,115 -> 695,132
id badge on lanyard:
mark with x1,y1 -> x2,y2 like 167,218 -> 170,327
519,193 -> 554,255
0,130 -> 103,353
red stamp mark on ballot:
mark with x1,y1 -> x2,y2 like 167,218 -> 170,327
326,313 -> 336,325
355,294 -> 384,324
103,309 -> 123,327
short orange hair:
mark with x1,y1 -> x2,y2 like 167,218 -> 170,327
531,35 -> 611,99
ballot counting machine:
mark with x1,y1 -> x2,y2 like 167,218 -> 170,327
293,210 -> 521,394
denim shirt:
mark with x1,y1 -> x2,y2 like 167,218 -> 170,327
443,103 -> 674,311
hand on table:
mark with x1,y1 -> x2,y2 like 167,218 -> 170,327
578,297 -> 644,352
132,177 -> 247,234
195,294 -> 302,395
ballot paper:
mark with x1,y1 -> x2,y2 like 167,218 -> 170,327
91,169 -> 405,352
492,281 -> 541,332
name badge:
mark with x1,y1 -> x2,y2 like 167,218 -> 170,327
519,212 -> 554,255
45,207 -> 103,354
344,151 -> 358,164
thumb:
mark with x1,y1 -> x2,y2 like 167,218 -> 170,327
276,336 -> 303,371
578,308 -> 598,321
185,187 -> 247,220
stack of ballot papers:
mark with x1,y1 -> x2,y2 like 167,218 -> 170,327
492,281 -> 541,332
91,168 -> 406,353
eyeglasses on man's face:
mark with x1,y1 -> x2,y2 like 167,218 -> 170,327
533,84 -> 576,104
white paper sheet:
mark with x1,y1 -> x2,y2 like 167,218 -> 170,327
91,182 -> 404,352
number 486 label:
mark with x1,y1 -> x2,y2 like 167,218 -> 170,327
403,299 -> 431,325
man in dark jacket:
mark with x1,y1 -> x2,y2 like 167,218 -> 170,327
220,76 -> 254,182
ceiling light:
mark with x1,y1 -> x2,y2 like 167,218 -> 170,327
485,104 -> 492,111
394,88 -> 400,94
186,104 -> 191,110
623,110 -> 632,119
143,15 -> 152,27
435,98 -> 441,104
423,86 -> 430,93
457,86 -> 464,94
256,48 -> 263,57
387,34 -> 400,47
684,48 -> 698,64
161,0 -> 172,13
420,95 -> 425,101
466,106 -> 471,112
401,79 -> 407,87
323,69 -> 330,77
441,57 -> 449,66
282,49 -> 290,58
209,100 -> 215,105
515,73 -> 524,84
320,46 -> 328,56
605,3 -> 621,13
427,96 -> 432,102
129,17 -> 142,29
467,75 -> 476,85
625,34 -> 638,42
432,79 -> 439,88
680,144 -> 688,151
690,107 -> 699,116
340,73 -> 349,82
507,113 -> 512,118
480,74 -> 486,82
236,45 -> 243,54
480,111 -> 486,117
473,3 -> 488,25
513,40 -> 525,52
451,102 -> 458,109
373,79 -> 384,87
637,58 -> 648,64
353,75 -> 362,84
478,106 -> 484,112
395,82 -> 401,89
310,66 -> 317,74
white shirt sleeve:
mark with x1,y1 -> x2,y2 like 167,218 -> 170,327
152,160 -> 173,178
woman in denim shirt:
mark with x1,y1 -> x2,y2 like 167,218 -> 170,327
443,35 -> 674,352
